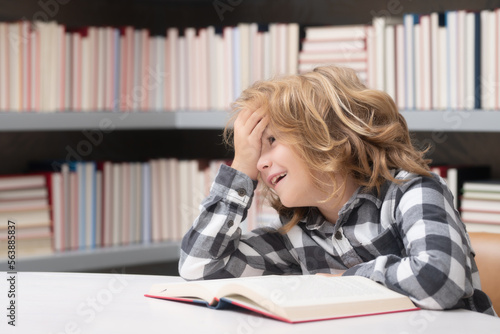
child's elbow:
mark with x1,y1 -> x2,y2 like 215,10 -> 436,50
177,251 -> 205,281
407,254 -> 472,310
178,268 -> 202,281
409,280 -> 469,311
411,294 -> 461,311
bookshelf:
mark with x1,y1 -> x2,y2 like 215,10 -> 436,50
0,241 -> 181,272
0,111 -> 230,131
401,111 -> 500,133
1,111 -> 500,132
1,0 -> 500,273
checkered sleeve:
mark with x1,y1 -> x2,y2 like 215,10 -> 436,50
178,164 -> 301,280
344,174 -> 476,310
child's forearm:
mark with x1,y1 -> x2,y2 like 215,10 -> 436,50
178,164 -> 257,280
178,164 -> 301,280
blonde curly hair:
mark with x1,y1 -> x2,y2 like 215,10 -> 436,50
224,65 -> 431,232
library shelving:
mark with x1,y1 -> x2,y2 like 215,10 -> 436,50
2,0 -> 500,273
401,111 -> 500,133
1,110 -> 500,132
0,241 -> 181,272
0,111 -> 230,132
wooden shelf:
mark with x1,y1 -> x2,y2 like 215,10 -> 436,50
0,110 -> 499,132
0,241 -> 181,272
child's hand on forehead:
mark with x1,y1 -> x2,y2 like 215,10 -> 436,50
231,106 -> 269,180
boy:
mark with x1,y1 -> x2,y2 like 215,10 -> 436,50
178,66 -> 496,316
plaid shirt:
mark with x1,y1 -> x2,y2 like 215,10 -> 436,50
179,164 -> 496,315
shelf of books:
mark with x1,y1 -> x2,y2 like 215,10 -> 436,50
2,9 -> 500,132
0,159 -> 274,271
0,241 -> 181,272
2,5 -> 500,270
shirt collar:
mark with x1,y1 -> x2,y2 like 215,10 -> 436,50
300,172 -> 396,230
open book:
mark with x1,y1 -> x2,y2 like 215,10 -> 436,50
145,275 -> 419,323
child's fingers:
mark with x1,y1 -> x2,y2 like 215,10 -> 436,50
231,107 -> 267,180
245,107 -> 267,133
235,107 -> 257,126
235,106 -> 267,137
235,107 -> 252,125
250,114 -> 269,140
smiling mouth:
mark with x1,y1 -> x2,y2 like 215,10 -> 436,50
271,172 -> 287,186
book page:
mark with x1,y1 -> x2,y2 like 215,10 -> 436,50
148,276 -> 261,304
218,275 -> 406,307
148,279 -> 230,304
222,275 -> 417,322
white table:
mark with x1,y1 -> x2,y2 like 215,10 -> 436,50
1,272 -> 499,334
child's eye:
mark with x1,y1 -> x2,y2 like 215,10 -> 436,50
268,136 -> 276,145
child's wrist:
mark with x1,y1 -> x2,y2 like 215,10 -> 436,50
231,161 -> 258,180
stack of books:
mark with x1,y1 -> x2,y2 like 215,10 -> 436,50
461,180 -> 500,234
299,24 -> 368,83
0,174 -> 53,258
430,165 -> 491,211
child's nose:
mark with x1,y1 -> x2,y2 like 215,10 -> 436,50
257,154 -> 271,171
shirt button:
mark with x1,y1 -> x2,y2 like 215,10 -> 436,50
227,220 -> 234,227
237,188 -> 246,197
334,231 -> 342,240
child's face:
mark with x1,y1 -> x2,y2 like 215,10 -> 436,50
257,127 -> 328,208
